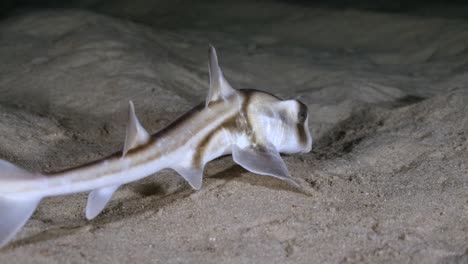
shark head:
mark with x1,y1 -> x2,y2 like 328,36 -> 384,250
206,45 -> 312,155
206,45 -> 312,183
246,93 -> 313,155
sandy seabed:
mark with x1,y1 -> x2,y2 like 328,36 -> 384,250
0,1 -> 467,263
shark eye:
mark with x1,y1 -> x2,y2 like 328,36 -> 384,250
296,101 -> 308,123
297,108 -> 307,123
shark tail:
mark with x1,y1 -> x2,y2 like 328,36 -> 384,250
0,159 -> 43,247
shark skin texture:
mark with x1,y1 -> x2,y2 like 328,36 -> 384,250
0,46 -> 312,247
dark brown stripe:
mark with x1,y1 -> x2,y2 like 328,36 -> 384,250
192,116 -> 238,167
297,123 -> 307,145
49,102 -> 216,175
240,90 -> 256,143
50,90 -> 257,177
192,90 -> 256,167
124,97 -> 231,157
296,101 -> 309,146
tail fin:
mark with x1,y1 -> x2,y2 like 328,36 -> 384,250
0,159 -> 42,247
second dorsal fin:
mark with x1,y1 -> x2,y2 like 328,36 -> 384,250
122,101 -> 150,156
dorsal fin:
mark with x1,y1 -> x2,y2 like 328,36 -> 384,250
122,101 -> 150,156
206,45 -> 237,107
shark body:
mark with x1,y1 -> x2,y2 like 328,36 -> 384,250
0,46 -> 312,247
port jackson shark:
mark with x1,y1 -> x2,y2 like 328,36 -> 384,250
0,46 -> 312,247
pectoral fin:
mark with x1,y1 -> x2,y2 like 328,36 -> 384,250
172,166 -> 204,190
123,101 -> 150,156
232,145 -> 296,184
86,185 -> 119,220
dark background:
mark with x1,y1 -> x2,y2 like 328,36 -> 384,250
2,0 -> 468,20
